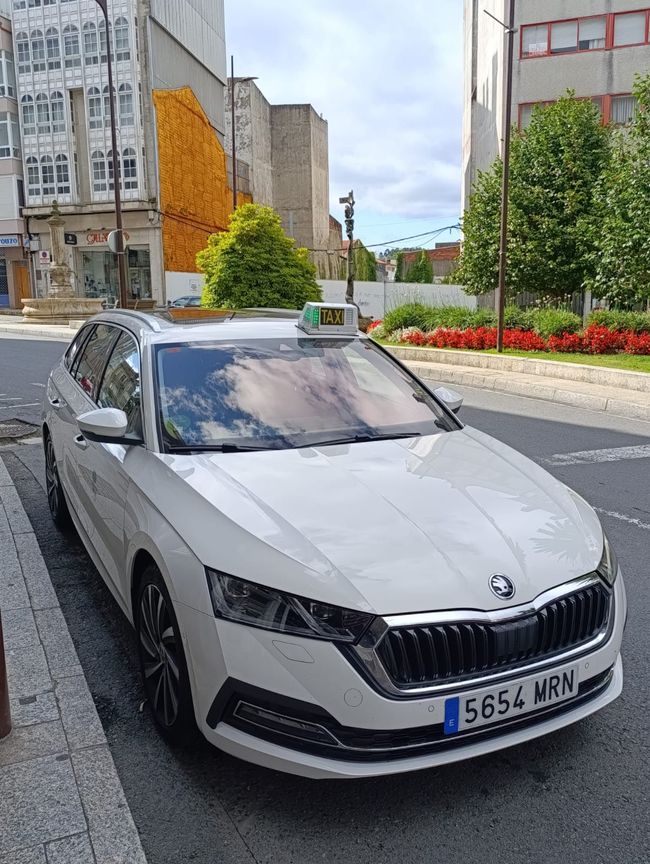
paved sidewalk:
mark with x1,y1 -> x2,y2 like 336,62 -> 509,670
0,318 -> 75,341
0,456 -> 147,864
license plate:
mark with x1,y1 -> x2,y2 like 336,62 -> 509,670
443,665 -> 579,735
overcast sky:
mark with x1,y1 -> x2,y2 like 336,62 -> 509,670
224,0 -> 463,251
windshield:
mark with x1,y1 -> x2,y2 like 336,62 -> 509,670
154,337 -> 454,451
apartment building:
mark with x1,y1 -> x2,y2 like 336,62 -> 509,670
0,0 -> 28,308
462,0 -> 650,209
10,0 -> 229,306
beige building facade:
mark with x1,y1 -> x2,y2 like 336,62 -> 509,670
462,0 -> 650,209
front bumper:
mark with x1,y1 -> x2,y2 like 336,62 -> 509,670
176,574 -> 626,779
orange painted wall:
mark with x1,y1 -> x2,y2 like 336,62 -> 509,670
153,87 -> 252,274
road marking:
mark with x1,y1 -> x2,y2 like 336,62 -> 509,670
31,382 -> 46,388
0,403 -> 40,411
0,397 -> 22,402
544,444 -> 650,466
595,507 -> 650,532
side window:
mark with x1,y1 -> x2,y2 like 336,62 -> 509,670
65,325 -> 92,371
97,331 -> 142,436
73,324 -> 117,399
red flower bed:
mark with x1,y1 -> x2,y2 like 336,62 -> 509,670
367,319 -> 383,333
393,324 -> 650,357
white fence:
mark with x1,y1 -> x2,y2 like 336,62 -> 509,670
317,281 -> 475,321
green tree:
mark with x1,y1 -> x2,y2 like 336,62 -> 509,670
457,93 -> 611,301
353,241 -> 377,281
395,251 -> 406,281
406,250 -> 434,283
588,75 -> 650,307
198,204 -> 322,309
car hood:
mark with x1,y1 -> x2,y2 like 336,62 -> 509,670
148,428 -> 603,616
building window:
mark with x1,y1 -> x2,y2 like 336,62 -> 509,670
87,87 -> 102,129
114,17 -> 130,62
31,30 -> 46,72
21,95 -> 35,135
610,94 -> 638,125
0,113 -> 20,158
83,22 -> 99,66
579,16 -> 606,50
51,91 -> 65,133
613,11 -> 647,47
103,85 -> 115,126
99,20 -> 112,63
26,156 -> 40,197
0,51 -> 17,98
119,83 -> 134,126
55,154 -> 70,195
64,25 -> 81,69
41,155 -> 55,197
36,93 -> 50,134
91,150 -> 106,192
16,33 -> 30,75
107,149 -> 121,191
28,0 -> 42,6
13,1 -> 27,9
551,20 -> 577,54
46,27 -> 60,70
522,24 -> 548,57
123,147 -> 137,190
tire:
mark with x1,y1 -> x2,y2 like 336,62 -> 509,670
135,564 -> 197,743
44,433 -> 71,529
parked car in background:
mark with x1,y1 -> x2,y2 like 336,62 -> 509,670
168,296 -> 202,308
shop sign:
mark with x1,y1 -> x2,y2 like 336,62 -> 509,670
86,230 -> 130,245
65,233 -> 77,246
0,235 -> 20,248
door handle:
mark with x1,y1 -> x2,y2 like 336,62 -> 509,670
73,434 -> 89,451
48,396 -> 62,409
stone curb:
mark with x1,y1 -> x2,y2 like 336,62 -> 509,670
0,324 -> 73,341
0,456 -> 147,864
388,345 -> 650,393
400,359 -> 650,423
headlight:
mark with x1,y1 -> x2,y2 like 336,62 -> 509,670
596,532 -> 618,586
206,569 -> 374,644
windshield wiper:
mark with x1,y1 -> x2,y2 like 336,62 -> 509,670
299,431 -> 423,449
166,443 -> 274,454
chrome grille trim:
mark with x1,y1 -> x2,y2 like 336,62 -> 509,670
349,574 -> 614,698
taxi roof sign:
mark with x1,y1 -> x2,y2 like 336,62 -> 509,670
297,302 -> 358,335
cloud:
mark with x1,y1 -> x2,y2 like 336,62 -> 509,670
224,0 -> 462,225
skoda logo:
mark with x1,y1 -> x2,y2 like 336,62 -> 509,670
489,574 -> 516,600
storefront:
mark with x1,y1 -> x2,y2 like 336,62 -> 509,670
0,235 -> 28,309
79,240 -> 152,305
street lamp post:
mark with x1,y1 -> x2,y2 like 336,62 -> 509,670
95,0 -> 128,310
339,191 -> 355,305
229,58 -> 257,213
486,1 -> 516,353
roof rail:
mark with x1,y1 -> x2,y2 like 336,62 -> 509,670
102,309 -> 164,332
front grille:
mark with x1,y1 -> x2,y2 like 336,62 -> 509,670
377,582 -> 612,688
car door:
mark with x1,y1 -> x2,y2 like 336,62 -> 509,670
54,323 -> 119,548
87,329 -> 144,601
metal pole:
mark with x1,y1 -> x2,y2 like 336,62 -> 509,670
231,55 -> 237,212
0,611 -> 11,740
496,0 -> 515,353
340,191 -> 355,306
97,0 -> 128,309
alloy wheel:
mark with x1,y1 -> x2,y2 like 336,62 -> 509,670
139,583 -> 181,728
45,436 -> 66,522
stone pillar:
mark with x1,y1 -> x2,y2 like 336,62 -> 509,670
47,201 -> 74,299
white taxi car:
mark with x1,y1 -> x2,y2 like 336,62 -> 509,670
42,303 -> 625,779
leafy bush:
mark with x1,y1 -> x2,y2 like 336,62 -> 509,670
383,303 -> 432,333
198,204 -> 322,310
383,304 -> 496,334
587,310 -> 650,333
527,309 -> 582,338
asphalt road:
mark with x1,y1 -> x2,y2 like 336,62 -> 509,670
3,335 -> 650,864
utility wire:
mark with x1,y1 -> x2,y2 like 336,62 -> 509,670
306,223 -> 460,253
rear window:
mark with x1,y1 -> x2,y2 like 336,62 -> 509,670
73,324 -> 117,399
155,337 -> 453,451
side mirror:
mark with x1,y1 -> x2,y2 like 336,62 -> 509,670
77,408 -> 141,445
433,386 -> 464,415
